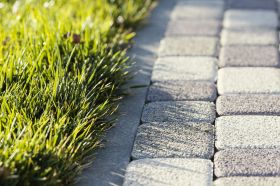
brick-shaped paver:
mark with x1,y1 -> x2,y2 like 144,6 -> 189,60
166,20 -> 221,36
214,149 -> 280,177
123,158 -> 213,186
132,122 -> 214,160
172,1 -> 224,20
141,101 -> 216,123
217,68 -> 280,95
159,37 -> 219,56
215,116 -> 280,150
152,57 -> 217,82
224,10 -> 278,29
217,95 -> 280,115
219,46 -> 279,67
147,81 -> 217,102
221,29 -> 277,46
214,177 -> 280,186
227,0 -> 276,10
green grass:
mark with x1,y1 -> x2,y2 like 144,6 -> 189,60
0,0 -> 154,185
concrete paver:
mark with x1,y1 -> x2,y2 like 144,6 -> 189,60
132,122 -> 214,159
219,46 -> 279,67
215,149 -> 280,177
123,158 -> 213,186
148,81 -> 217,102
216,95 -> 280,115
141,101 -> 216,123
215,116 -> 280,149
152,57 -> 217,82
217,68 -> 280,94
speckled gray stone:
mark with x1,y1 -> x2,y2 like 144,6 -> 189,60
217,95 -> 280,115
219,46 -> 279,67
214,177 -> 280,186
214,149 -> 280,177
215,116 -> 280,150
221,29 -> 277,46
151,57 -> 217,82
172,1 -> 224,20
223,10 -> 278,29
147,81 -> 217,102
217,68 -> 280,95
123,158 -> 213,186
141,101 -> 216,123
227,0 -> 276,10
132,122 -> 214,160
159,37 -> 219,56
166,20 -> 221,36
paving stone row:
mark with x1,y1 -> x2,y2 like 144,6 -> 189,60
124,0 -> 224,185
215,0 -> 280,184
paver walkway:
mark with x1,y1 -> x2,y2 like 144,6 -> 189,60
122,0 -> 280,185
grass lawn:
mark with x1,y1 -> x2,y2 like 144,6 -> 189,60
0,0 -> 154,185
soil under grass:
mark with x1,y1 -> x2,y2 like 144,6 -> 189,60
0,0 -> 154,185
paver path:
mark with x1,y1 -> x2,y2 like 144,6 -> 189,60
123,0 -> 280,185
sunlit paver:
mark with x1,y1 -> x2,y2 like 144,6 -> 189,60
123,158 -> 213,186
132,122 -> 214,159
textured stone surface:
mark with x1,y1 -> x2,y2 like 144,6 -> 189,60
172,1 -> 224,20
214,149 -> 280,177
219,46 -> 279,67
123,158 -> 213,186
215,116 -> 280,149
227,0 -> 276,10
217,68 -> 280,94
166,20 -> 221,36
217,95 -> 280,115
147,81 -> 217,102
224,10 -> 278,29
152,57 -> 217,82
141,101 -> 216,123
159,37 -> 219,56
214,177 -> 280,186
132,122 -> 214,159
228,0 -> 277,10
221,29 -> 277,46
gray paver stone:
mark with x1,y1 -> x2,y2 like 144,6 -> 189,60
219,46 -> 279,67
148,81 -> 217,102
123,158 -> 213,186
152,57 -> 217,82
141,101 -> 216,123
214,149 -> 280,177
217,68 -> 280,95
221,29 -> 277,46
166,20 -> 221,36
227,0 -> 276,10
215,116 -> 280,149
223,10 -> 278,29
216,95 -> 280,115
172,1 -> 224,20
159,37 -> 219,56
132,122 -> 214,159
214,177 -> 280,186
